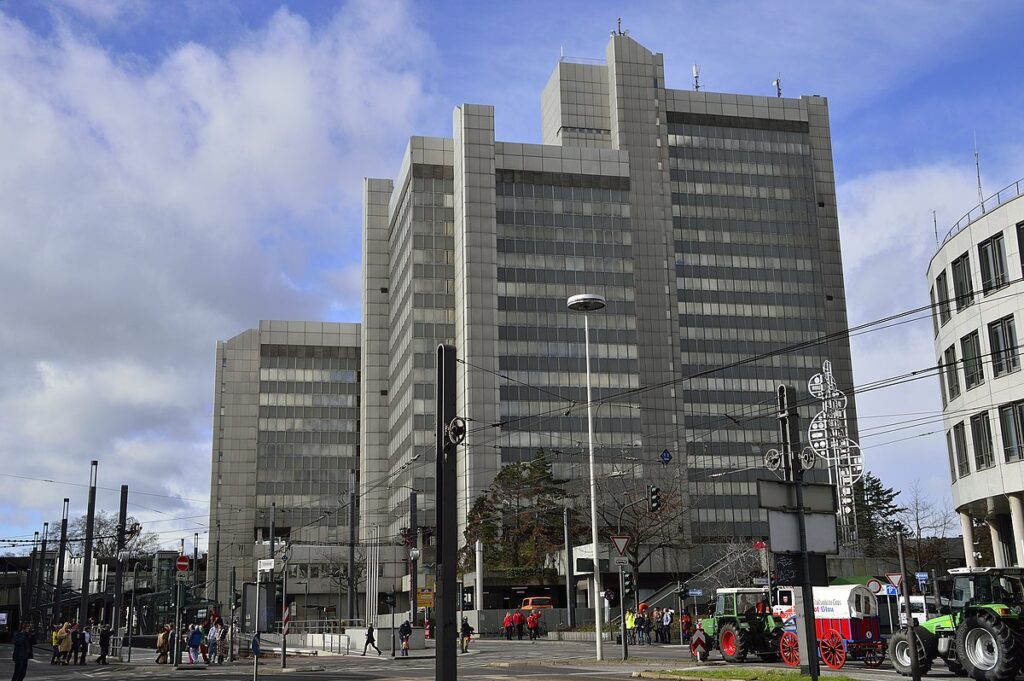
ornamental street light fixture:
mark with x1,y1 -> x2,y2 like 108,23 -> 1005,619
567,292 -> 606,661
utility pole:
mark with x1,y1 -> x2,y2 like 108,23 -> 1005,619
281,550 -> 288,669
898,532 -> 921,681
409,490 -> 418,625
347,488 -> 356,623
563,507 -> 575,627
269,503 -> 276,588
28,532 -> 39,622
35,523 -> 49,627
53,498 -> 69,624
113,485 -> 128,634
193,532 -> 200,593
435,344 -> 462,681
214,519 -> 221,610
79,460 -> 98,626
229,566 -> 237,661
174,538 -> 184,669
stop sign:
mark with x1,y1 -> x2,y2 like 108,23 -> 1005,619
176,555 -> 190,571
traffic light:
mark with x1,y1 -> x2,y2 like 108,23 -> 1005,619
647,485 -> 662,512
624,571 -> 636,596
230,590 -> 240,609
676,584 -> 689,599
384,593 -> 396,606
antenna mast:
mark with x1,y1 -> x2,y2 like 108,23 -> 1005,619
772,75 -> 783,98
933,210 -> 939,246
692,64 -> 701,92
974,131 -> 985,213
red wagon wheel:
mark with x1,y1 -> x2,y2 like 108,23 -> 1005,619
861,643 -> 884,668
780,631 -> 800,667
819,629 -> 847,670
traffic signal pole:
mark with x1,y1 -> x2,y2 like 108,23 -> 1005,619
616,498 -> 645,661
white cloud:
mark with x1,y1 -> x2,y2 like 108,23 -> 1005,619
0,2 -> 435,540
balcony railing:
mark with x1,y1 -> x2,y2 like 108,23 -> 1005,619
943,177 -> 1024,245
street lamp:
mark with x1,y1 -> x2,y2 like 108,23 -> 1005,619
409,548 -> 421,625
567,292 -> 606,661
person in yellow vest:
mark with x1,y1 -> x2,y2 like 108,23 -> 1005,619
625,609 -> 636,645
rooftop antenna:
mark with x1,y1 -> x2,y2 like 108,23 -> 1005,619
974,131 -> 985,213
772,74 -> 783,98
560,45 -> 564,60
692,64 -> 701,92
933,210 -> 939,246
614,17 -> 628,36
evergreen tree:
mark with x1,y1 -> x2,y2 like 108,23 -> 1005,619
855,471 -> 905,555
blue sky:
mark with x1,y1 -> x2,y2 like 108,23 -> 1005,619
1,0 -> 1023,552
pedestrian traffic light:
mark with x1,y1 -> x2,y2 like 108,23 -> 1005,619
230,591 -> 240,609
624,572 -> 636,595
384,593 -> 396,606
677,584 -> 689,599
647,485 -> 661,512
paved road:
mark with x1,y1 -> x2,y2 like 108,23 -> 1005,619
0,639 -> 944,681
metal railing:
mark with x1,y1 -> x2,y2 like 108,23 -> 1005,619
943,176 -> 1024,245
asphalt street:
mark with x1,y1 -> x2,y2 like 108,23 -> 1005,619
0,639 -> 958,681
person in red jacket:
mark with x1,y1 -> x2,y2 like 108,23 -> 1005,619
502,612 -> 513,640
527,611 -> 540,642
512,610 -> 526,640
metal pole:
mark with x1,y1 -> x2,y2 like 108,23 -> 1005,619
391,592 -> 396,658
898,532 -> 921,681
281,558 -> 287,669
269,503 -> 276,594
410,490 -> 418,625
53,498 -> 69,625
127,562 -> 139,662
79,460 -> 98,627
253,576 -> 260,681
113,485 -> 128,634
584,313 -> 604,660
214,519 -> 221,610
229,567 -> 237,661
347,489 -> 356,624
475,540 -> 483,623
564,507 -> 575,628
36,523 -> 49,627
174,579 -> 182,668
193,533 -> 199,594
28,532 -> 38,621
435,344 -> 458,681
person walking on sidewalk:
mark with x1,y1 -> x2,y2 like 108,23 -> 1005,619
155,624 -> 169,664
398,620 -> 412,657
502,612 -> 513,640
460,617 -> 474,654
187,625 -> 202,664
96,624 -> 111,664
512,610 -> 525,640
361,624 -> 381,656
11,623 -> 35,681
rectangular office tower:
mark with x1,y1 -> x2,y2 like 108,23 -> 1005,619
208,321 -> 360,612
362,34 -> 856,567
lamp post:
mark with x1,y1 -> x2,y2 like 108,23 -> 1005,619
567,292 -> 606,661
127,560 -> 140,662
409,547 -> 420,626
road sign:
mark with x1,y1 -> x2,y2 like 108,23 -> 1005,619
613,556 -> 629,568
257,558 -> 275,572
688,587 -> 703,597
758,479 -> 838,513
660,449 -> 673,464
866,578 -> 883,595
175,570 -> 190,582
754,540 -> 767,550
916,571 -> 929,582
767,510 -> 838,554
603,589 -> 615,601
610,535 -> 631,556
176,555 -> 190,571
886,572 -> 904,589
885,585 -> 899,596
416,588 -> 434,608
690,629 -> 708,659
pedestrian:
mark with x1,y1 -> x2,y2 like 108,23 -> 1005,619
526,611 -> 539,641
512,609 -> 525,640
681,611 -> 692,643
56,622 -> 72,665
361,624 -> 381,656
156,624 -> 169,664
69,624 -> 82,665
49,625 -> 60,665
96,624 -> 111,664
635,611 -> 646,646
11,622 -> 35,681
398,619 -> 412,657
460,617 -> 474,654
207,622 -> 220,664
662,608 -> 673,644
501,612 -> 512,640
200,621 -> 210,663
218,621 -> 230,664
187,625 -> 202,664
79,625 -> 91,664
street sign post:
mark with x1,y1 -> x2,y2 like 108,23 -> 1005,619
886,572 -> 904,590
609,535 -> 631,556
176,555 -> 190,571
613,556 -> 629,568
915,571 -> 929,583
866,578 -> 883,594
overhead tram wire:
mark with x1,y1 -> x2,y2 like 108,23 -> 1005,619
464,275 -> 1024,438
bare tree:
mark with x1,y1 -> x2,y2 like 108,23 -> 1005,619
48,510 -> 160,558
898,481 -> 956,571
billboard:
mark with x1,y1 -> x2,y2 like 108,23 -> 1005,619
241,582 -> 276,633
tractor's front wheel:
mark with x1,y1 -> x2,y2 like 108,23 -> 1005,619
889,629 -> 934,677
955,612 -> 1022,681
718,623 -> 749,663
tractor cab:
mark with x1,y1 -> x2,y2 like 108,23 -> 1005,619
701,588 -> 784,663
949,568 -> 1024,611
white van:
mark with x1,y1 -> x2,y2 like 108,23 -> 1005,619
898,595 -> 951,626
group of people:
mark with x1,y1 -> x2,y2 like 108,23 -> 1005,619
624,605 -> 674,645
155,618 -> 230,665
501,609 -> 543,641
48,621 -> 112,665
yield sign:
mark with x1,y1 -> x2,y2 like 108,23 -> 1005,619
610,535 -> 631,556
886,572 -> 904,590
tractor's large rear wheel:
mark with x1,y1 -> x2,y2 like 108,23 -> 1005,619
955,612 -> 1022,681
890,629 -> 934,677
719,622 -> 749,662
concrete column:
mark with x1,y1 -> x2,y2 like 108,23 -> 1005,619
1009,494 -> 1024,567
987,506 -> 1007,568
960,512 -> 978,568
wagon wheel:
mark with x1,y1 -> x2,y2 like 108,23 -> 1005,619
819,629 -> 847,670
780,631 -> 800,667
862,643 -> 884,668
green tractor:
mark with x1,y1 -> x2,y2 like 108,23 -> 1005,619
700,588 -> 786,662
890,567 -> 1024,681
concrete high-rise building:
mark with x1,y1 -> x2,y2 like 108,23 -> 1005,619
928,178 -> 1024,568
208,321 -> 360,615
361,34 -> 858,573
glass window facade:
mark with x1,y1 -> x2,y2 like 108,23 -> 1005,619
953,421 -> 970,478
952,253 -> 974,311
979,233 -> 1008,293
999,401 -> 1024,463
989,315 -> 1019,377
944,345 -> 961,400
961,331 -> 984,390
936,271 -> 951,324
970,411 -> 995,471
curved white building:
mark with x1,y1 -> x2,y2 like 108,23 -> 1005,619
929,179 -> 1024,567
